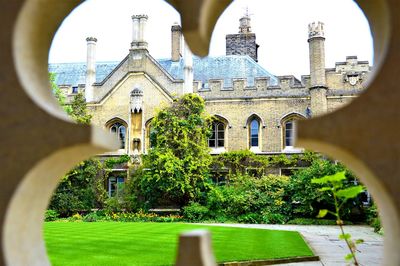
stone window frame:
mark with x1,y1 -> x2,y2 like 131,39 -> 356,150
144,117 -> 155,153
105,118 -> 128,151
280,112 -> 306,152
245,114 -> 264,152
209,115 -> 230,154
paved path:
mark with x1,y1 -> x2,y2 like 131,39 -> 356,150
203,224 -> 384,265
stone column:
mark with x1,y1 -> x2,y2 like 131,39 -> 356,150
85,37 -> 97,103
308,21 -> 327,117
171,23 -> 182,62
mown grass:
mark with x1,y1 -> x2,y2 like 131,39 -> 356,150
44,222 -> 313,265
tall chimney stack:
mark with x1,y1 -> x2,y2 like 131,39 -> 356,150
308,21 -> 327,117
171,23 -> 182,62
183,42 -> 193,94
131,14 -> 148,50
85,37 -> 97,102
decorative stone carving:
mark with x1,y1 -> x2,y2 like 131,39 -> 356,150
130,86 -> 143,113
344,72 -> 363,86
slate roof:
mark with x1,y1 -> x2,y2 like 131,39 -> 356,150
158,55 -> 278,87
48,55 -> 278,87
48,62 -> 119,86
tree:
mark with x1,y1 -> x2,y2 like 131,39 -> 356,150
48,159 -> 103,216
69,92 -> 92,124
49,73 -> 96,215
138,93 -> 213,207
50,72 -> 72,115
49,72 -> 91,124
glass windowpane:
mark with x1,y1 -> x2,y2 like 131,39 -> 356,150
209,139 -> 215,147
217,140 -> 224,147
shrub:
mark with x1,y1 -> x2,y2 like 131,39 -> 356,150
365,202 -> 382,233
104,197 -> 123,214
205,174 -> 291,223
83,212 -> 100,222
45,210 -> 59,221
261,210 -> 287,224
69,213 -> 82,222
183,202 -> 209,222
237,213 -> 262,224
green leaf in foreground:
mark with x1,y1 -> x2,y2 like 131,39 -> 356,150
311,171 -> 346,185
317,209 -> 328,218
336,186 -> 364,200
339,233 -> 351,240
345,253 -> 354,261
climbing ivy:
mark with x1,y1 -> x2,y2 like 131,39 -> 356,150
138,94 -> 213,207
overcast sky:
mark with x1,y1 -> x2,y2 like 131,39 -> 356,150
49,0 -> 373,79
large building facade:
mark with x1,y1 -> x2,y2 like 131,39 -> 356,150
49,14 -> 370,159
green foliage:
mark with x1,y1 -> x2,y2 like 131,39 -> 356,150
104,154 -> 130,169
365,203 -> 383,234
287,218 -> 353,225
49,159 -> 103,216
49,73 -> 72,115
138,94 -> 213,207
182,202 -> 209,221
205,174 -> 291,224
104,197 -> 124,214
83,212 -> 100,222
50,73 -> 91,124
288,159 -> 364,220
69,92 -> 92,124
45,210 -> 59,222
211,150 -> 319,181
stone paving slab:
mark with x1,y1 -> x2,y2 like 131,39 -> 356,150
201,224 -> 384,265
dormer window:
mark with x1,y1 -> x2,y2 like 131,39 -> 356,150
72,86 -> 78,94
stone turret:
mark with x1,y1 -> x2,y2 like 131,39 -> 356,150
131,14 -> 148,50
171,23 -> 182,62
308,21 -> 327,117
85,37 -> 97,102
226,14 -> 259,62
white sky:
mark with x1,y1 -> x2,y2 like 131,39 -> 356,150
49,0 -> 373,79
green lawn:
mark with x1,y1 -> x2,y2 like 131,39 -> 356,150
44,222 -> 313,265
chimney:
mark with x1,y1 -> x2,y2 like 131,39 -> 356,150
131,14 -> 148,50
226,14 -> 259,62
85,37 -> 97,102
183,42 -> 193,94
171,23 -> 182,62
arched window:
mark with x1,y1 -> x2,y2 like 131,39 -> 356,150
109,122 -> 126,149
281,113 -> 305,151
284,120 -> 295,147
208,121 -> 225,148
148,123 -> 157,148
249,119 -> 260,148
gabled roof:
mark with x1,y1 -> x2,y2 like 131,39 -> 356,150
48,55 -> 278,87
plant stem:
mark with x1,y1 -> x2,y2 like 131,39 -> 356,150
334,193 -> 359,266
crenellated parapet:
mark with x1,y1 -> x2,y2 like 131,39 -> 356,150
194,75 -> 308,99
325,56 -> 371,89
